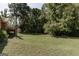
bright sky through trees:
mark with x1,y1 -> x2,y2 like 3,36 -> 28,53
0,3 -> 43,11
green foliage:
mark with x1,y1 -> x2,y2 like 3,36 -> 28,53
0,30 -> 7,43
20,8 -> 47,33
8,3 -> 31,33
8,3 -> 79,36
42,3 -> 79,36
8,3 -> 47,34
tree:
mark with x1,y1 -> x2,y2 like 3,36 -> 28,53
8,3 -> 30,22
29,8 -> 47,33
42,3 -> 79,36
20,8 -> 47,33
0,9 -> 8,18
8,3 -> 31,35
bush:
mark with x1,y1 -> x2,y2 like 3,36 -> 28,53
0,30 -> 7,43
43,3 -> 79,36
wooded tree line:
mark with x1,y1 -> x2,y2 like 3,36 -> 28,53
1,3 -> 79,36
8,3 -> 47,34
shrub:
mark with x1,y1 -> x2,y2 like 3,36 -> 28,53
0,30 -> 7,43
42,3 -> 79,36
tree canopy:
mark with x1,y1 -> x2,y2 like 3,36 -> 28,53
42,3 -> 79,36
2,3 -> 79,36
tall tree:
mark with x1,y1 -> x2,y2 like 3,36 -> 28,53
8,3 -> 31,34
42,3 -> 79,36
30,8 -> 46,33
8,3 -> 30,23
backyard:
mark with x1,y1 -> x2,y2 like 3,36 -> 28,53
1,34 -> 79,56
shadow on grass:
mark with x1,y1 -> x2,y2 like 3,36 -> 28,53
52,35 -> 79,39
17,32 -> 79,39
8,33 -> 23,40
0,37 -> 8,56
16,35 -> 23,40
20,32 -> 46,35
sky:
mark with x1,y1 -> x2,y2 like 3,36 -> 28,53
0,3 -> 43,11
0,3 -> 8,11
28,3 -> 43,9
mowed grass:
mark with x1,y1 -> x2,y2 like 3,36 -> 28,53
2,34 -> 79,56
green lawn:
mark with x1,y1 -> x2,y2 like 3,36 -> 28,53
2,34 -> 79,56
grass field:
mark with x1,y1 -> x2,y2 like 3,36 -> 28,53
2,34 -> 79,56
